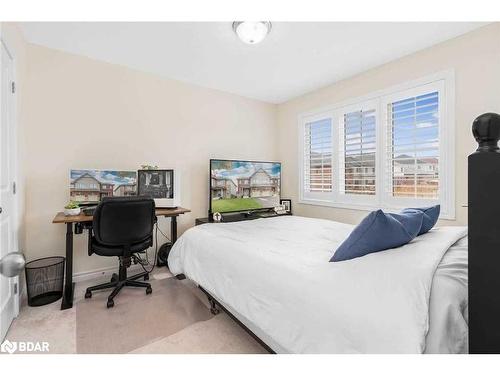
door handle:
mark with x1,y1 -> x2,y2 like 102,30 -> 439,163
0,207 -> 2,213
0,252 -> 26,277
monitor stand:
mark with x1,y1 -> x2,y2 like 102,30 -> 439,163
221,211 -> 252,222
220,209 -> 275,222
197,209 -> 290,226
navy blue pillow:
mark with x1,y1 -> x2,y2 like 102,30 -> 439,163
401,205 -> 440,235
330,209 -> 424,262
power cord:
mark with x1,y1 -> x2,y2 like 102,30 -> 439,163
132,223 -> 159,274
156,224 -> 171,242
132,219 -> 172,274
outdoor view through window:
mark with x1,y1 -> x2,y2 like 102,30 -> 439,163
304,91 -> 439,200
388,91 -> 439,199
305,119 -> 333,193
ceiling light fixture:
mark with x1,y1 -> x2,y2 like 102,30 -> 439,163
232,21 -> 272,45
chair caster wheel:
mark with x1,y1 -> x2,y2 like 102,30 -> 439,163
107,300 -> 114,308
146,286 -> 152,295
144,274 -> 149,281
209,299 -> 219,315
210,307 -> 220,315
110,273 -> 118,282
85,290 -> 92,299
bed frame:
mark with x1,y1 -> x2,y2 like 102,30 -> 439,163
468,112 -> 500,353
198,286 -> 276,354
175,273 -> 275,353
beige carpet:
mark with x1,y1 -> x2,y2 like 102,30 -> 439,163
76,277 -> 213,353
6,269 -> 268,354
130,314 -> 268,354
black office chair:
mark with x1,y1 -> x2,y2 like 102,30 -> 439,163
84,196 -> 156,308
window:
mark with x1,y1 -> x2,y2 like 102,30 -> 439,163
301,117 -> 333,199
339,106 -> 377,197
299,72 -> 455,219
385,92 -> 439,200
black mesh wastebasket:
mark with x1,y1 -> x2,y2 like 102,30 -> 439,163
25,256 -> 65,306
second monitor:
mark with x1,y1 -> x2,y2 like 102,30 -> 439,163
137,169 -> 180,208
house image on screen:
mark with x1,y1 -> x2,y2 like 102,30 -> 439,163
211,168 -> 280,200
211,176 -> 237,199
70,173 -> 115,203
237,168 -> 279,198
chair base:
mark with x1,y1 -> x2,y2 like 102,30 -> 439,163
85,260 -> 152,308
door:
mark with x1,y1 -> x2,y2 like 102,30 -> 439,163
0,40 -> 18,342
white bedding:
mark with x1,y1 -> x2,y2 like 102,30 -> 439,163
168,215 -> 468,353
425,236 -> 468,353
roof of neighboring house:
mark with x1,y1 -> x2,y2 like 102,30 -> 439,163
337,153 -> 438,166
393,154 -> 438,165
343,152 -> 375,169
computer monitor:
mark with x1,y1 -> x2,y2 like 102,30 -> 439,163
69,169 -> 137,205
137,169 -> 181,208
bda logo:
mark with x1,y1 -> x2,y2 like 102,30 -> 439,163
1,339 -> 17,354
0,339 -> 49,354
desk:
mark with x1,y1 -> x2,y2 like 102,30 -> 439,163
52,206 -> 190,310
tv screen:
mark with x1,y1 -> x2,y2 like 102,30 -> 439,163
210,159 -> 281,214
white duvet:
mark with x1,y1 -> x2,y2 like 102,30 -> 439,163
168,215 -> 467,353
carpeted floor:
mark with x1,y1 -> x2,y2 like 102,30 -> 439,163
4,268 -> 268,354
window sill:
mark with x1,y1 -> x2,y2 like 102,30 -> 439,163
298,198 -> 455,220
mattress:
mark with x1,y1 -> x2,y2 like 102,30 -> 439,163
169,215 -> 468,353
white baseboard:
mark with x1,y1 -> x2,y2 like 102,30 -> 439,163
73,264 -> 147,284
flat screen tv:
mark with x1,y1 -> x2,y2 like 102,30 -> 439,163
210,159 -> 281,214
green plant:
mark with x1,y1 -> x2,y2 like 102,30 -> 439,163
65,201 -> 80,209
140,165 -> 158,170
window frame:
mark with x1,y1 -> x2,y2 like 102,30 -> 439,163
298,71 -> 455,220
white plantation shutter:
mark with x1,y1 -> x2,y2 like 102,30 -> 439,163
303,118 -> 332,193
299,73 -> 453,218
385,91 -> 440,200
339,108 -> 377,196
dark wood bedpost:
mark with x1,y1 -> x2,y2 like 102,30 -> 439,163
469,112 -> 500,353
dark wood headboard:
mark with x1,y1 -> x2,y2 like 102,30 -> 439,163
469,112 -> 500,353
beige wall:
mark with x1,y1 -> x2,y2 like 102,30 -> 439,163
277,23 -> 500,226
22,43 -> 277,274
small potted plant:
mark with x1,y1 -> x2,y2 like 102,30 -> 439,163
64,201 -> 81,216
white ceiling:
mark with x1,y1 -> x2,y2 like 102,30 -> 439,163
20,22 -> 486,104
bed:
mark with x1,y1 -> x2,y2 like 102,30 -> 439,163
168,215 -> 468,353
